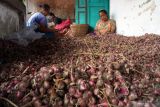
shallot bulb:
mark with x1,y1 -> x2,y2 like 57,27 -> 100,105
88,96 -> 96,105
98,102 -> 108,107
105,84 -> 113,96
43,80 -> 50,89
51,65 -> 59,73
96,79 -> 104,88
78,79 -> 88,91
144,102 -> 156,107
74,89 -> 82,98
118,101 -> 125,107
128,92 -> 138,101
69,87 -> 76,96
89,80 -> 95,87
64,94 -> 70,105
77,97 -> 87,107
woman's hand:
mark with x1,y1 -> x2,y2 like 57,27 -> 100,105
94,30 -> 101,36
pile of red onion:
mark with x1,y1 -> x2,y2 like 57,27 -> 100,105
0,34 -> 160,107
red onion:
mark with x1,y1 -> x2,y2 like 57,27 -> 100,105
43,72 -> 50,80
48,68 -> 54,74
118,87 -> 129,96
90,75 -> 98,82
154,71 -> 160,78
111,98 -> 119,105
70,71 -> 75,82
51,65 -> 59,73
64,79 -> 70,84
94,88 -> 99,96
16,91 -> 24,99
74,89 -> 82,98
43,80 -> 50,89
22,96 -> 32,104
153,88 -> 160,95
129,92 -> 138,101
144,102 -> 155,107
98,102 -> 108,107
88,105 -> 97,107
155,78 -> 160,83
105,84 -> 113,96
111,62 -> 121,70
69,97 -> 77,105
18,81 -> 28,91
34,99 -> 42,107
88,96 -> 96,105
118,101 -> 125,107
69,87 -> 76,96
97,71 -> 102,78
117,76 -> 125,83
39,87 -> 46,95
77,97 -> 86,107
64,94 -> 70,105
88,66 -> 96,74
79,80 -> 88,91
137,101 -> 145,107
13,79 -> 19,84
96,79 -> 104,88
77,79 -> 84,86
57,81 -> 65,90
89,80 -> 95,87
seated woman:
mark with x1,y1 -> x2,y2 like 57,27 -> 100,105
27,4 -> 56,38
94,9 -> 116,36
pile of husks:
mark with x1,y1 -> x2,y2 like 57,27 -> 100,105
0,33 -> 160,107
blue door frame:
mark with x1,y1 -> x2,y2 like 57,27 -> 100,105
75,0 -> 110,31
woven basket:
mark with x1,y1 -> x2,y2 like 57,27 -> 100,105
70,24 -> 89,36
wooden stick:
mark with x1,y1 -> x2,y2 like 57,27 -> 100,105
0,97 -> 18,107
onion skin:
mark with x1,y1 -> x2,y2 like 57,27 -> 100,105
69,87 -> 76,96
89,80 -> 95,87
74,89 -> 82,98
111,98 -> 119,105
51,65 -> 59,73
98,102 -> 108,107
105,84 -> 113,96
34,100 -> 42,107
118,101 -> 125,107
153,88 -> 160,95
39,87 -> 46,96
88,97 -> 96,105
77,97 -> 86,107
64,94 -> 70,105
18,81 -> 28,91
79,80 -> 88,91
16,91 -> 24,99
43,80 -> 50,89
94,88 -> 99,96
129,92 -> 138,101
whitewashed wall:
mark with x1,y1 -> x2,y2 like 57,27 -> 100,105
0,2 -> 19,37
24,0 -> 37,21
110,0 -> 160,36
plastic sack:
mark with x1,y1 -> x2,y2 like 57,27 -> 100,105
54,19 -> 71,31
5,25 -> 44,46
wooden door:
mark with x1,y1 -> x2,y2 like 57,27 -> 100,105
75,0 -> 87,24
